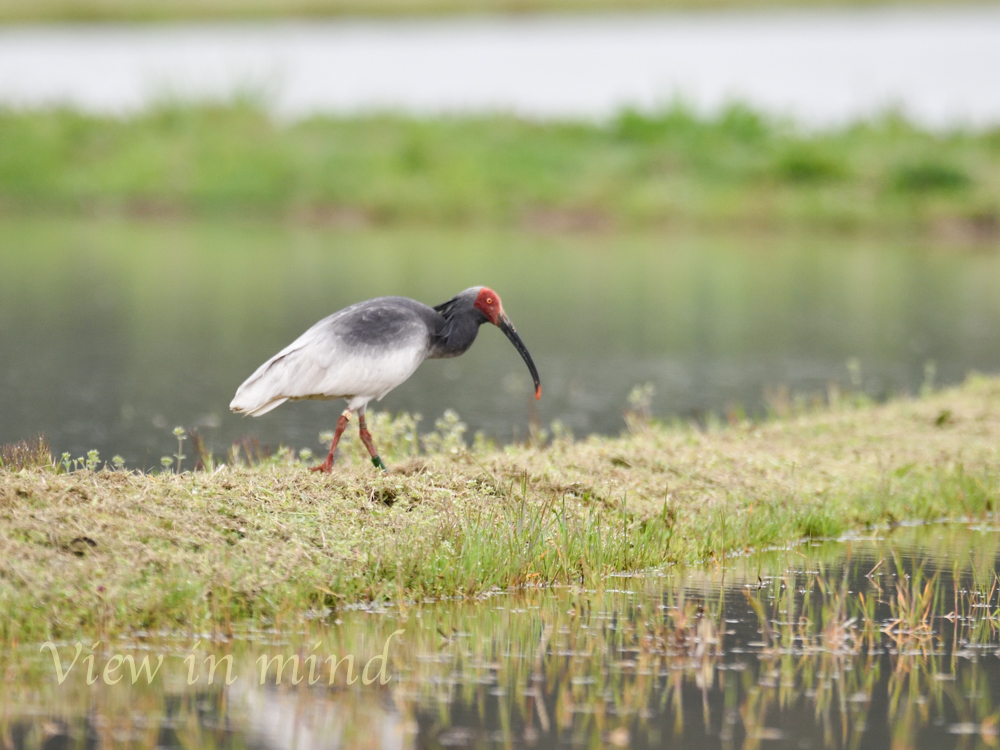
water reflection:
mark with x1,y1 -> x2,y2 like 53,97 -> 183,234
2,218 -> 1000,464
5,523 -> 1000,748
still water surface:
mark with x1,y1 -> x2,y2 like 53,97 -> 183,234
5,523 -> 1000,748
2,8 -> 1000,127
2,218 -> 1000,465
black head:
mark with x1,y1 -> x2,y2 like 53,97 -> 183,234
434,287 -> 485,322
436,287 -> 541,400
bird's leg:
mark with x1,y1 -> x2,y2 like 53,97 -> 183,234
311,410 -> 351,473
357,414 -> 388,471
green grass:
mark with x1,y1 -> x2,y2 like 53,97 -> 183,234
3,375 -> 1000,642
0,0 -> 977,23
2,103 -> 1000,238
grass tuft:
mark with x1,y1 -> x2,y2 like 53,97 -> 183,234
0,435 -> 52,472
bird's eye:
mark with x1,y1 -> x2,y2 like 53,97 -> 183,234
486,297 -> 493,304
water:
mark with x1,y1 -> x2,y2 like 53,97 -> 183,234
2,7 -> 1000,127
2,217 -> 1000,465
5,523 -> 1000,749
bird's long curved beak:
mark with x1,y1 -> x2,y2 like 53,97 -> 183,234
497,314 -> 542,400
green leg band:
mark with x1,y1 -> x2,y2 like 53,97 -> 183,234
372,456 -> 387,471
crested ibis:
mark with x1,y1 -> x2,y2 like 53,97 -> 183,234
230,286 -> 541,472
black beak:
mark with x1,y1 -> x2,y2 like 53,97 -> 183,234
498,314 -> 541,400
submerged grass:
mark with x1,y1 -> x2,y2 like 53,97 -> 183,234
8,526 -> 1000,747
2,374 -> 1000,642
3,103 -> 1000,238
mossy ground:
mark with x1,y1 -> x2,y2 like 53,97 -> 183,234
2,375 -> 999,643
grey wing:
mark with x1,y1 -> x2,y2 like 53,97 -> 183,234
230,300 -> 434,417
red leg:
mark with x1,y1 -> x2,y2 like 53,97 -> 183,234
358,414 -> 387,471
311,411 -> 350,473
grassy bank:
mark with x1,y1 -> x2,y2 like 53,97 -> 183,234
0,0 -> 974,23
2,104 -> 999,238
2,376 -> 1000,642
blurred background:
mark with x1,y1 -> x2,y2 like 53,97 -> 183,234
0,0 -> 998,467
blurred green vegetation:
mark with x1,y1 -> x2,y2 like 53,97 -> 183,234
0,0 -> 975,22
2,103 -> 999,236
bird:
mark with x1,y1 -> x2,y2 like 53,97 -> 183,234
230,286 -> 541,472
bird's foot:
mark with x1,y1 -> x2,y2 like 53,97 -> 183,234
371,456 -> 387,472
310,460 -> 334,474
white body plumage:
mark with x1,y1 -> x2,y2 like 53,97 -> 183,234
230,297 -> 436,417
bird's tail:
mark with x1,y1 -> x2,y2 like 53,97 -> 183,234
230,363 -> 291,417
230,393 -> 288,417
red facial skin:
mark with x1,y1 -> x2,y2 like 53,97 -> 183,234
473,287 -> 541,400
473,287 -> 504,325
